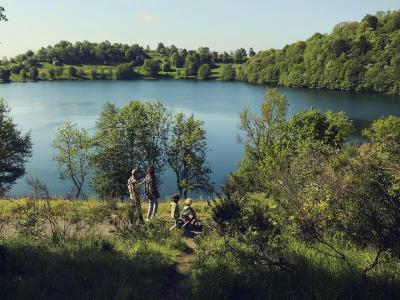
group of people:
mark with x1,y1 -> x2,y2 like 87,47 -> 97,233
170,194 -> 197,230
127,166 -> 197,230
127,166 -> 159,224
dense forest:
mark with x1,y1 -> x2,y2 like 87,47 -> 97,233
237,10 -> 400,94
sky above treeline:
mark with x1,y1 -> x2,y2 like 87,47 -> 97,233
0,0 -> 399,58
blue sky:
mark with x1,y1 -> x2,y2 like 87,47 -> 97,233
0,0 -> 399,57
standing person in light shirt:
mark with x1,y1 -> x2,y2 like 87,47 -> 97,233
127,168 -> 144,225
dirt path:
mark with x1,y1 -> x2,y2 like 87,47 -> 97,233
165,234 -> 197,300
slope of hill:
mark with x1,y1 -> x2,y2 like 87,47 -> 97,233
237,11 -> 400,95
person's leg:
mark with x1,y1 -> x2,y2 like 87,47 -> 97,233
182,217 -> 191,229
135,197 -> 144,224
170,219 -> 178,230
128,200 -> 135,225
146,198 -> 153,221
152,198 -> 159,218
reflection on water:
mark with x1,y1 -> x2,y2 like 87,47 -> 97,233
0,80 -> 399,197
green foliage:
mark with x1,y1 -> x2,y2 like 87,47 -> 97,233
3,40 -> 251,82
192,90 -> 400,299
189,231 -> 400,300
47,68 -> 56,79
330,144 -> 400,262
77,68 -> 85,77
167,113 -> 212,197
197,64 -> 211,80
249,47 -> 256,57
169,52 -> 184,68
91,101 -> 170,199
19,68 -> 27,80
90,68 -> 98,79
239,10 -> 400,94
234,88 -> 288,192
161,60 -> 171,72
68,66 -> 77,78
184,53 -> 200,77
52,122 -> 92,198
115,63 -> 138,80
233,48 -> 247,63
143,59 -> 160,77
363,115 -> 400,152
0,67 -> 10,82
0,99 -> 32,196
283,109 -> 354,149
55,66 -> 63,78
28,67 -> 39,80
212,193 -> 288,270
125,44 -> 146,65
228,87 -> 400,283
220,64 -> 236,81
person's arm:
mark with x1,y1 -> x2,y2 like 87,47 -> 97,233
127,179 -> 132,194
139,175 -> 147,185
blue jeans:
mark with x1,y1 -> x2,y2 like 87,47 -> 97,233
147,196 -> 158,220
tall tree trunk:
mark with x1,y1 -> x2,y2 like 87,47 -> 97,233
75,185 -> 81,198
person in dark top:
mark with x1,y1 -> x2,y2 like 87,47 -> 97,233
144,166 -> 160,221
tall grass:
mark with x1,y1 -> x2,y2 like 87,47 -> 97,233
188,231 -> 400,300
0,197 -> 194,299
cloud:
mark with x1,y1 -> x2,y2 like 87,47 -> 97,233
138,12 -> 160,22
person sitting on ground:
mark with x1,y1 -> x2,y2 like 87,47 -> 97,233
181,198 -> 196,229
170,193 -> 180,230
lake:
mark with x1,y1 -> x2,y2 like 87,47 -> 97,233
1,80 -> 400,198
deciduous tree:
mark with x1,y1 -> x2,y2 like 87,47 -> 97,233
197,64 -> 211,80
168,113 -> 212,198
0,99 -> 32,196
52,122 -> 92,198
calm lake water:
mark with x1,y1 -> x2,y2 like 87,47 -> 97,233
1,80 -> 400,198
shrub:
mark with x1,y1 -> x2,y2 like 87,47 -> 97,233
197,64 -> 211,80
115,63 -> 138,80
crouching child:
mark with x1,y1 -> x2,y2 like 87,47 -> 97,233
181,198 -> 196,229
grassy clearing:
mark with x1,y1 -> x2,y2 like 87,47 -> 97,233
7,63 -> 241,82
0,198 -> 209,299
0,198 -> 212,221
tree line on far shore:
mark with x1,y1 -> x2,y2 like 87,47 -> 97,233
0,40 -> 253,82
0,98 -> 212,199
237,10 -> 400,95
2,11 -> 400,96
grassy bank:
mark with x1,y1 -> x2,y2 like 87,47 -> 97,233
6,62 -> 240,83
